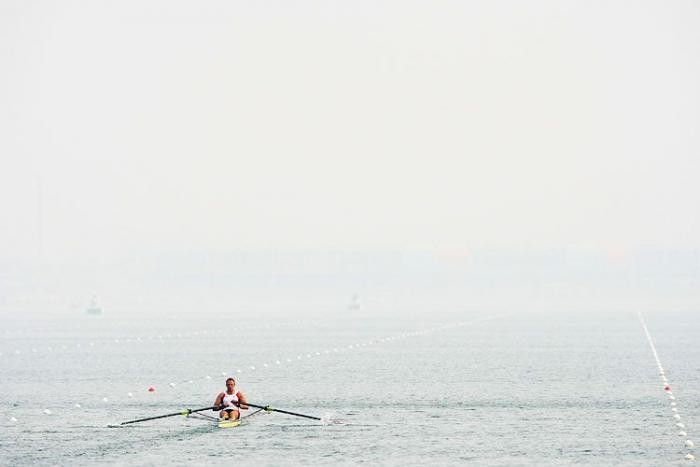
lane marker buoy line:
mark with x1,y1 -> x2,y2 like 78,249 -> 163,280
4,313 -> 510,423
638,311 -> 695,461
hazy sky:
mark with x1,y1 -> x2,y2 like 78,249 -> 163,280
2,0 -> 699,262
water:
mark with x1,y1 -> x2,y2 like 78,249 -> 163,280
1,310 -> 698,465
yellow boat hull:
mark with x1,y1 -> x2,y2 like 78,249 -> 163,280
218,420 -> 241,429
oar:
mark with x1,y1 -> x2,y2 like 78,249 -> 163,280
240,402 -> 321,421
120,405 -> 220,425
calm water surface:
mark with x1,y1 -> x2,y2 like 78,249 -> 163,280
1,310 -> 698,465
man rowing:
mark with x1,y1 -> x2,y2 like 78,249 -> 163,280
214,377 -> 248,420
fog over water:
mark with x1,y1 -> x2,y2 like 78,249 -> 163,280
1,0 -> 699,464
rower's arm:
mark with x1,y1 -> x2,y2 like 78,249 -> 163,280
214,392 -> 224,407
237,391 -> 248,409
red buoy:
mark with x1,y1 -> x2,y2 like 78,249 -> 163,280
148,386 -> 156,393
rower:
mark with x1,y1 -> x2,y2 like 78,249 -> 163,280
214,377 -> 248,420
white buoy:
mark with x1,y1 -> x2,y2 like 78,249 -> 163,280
237,369 -> 242,373
75,403 -> 81,408
276,360 -> 281,364
15,350 -> 21,355
206,375 -> 211,379
169,382 -> 175,387
680,431 -> 688,437
686,440 -> 695,448
221,372 -> 226,376
675,414 -> 682,421
188,380 -> 194,384
686,453 -> 695,461
127,392 -> 133,398
102,397 -> 109,402
673,408 -> 679,412
670,395 -> 676,400
250,366 -> 255,370
44,409 -> 52,415
678,423 -> 686,428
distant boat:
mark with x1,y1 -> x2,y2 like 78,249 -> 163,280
86,296 -> 102,315
347,293 -> 361,311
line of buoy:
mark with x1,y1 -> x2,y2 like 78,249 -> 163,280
638,311 -> 695,461
0,323 -> 294,358
5,315 -> 507,422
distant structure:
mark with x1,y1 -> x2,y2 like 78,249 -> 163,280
347,293 -> 361,311
85,296 -> 102,316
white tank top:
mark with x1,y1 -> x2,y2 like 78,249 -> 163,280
222,390 -> 239,408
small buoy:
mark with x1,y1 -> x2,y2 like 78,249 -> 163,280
670,395 -> 676,400
680,431 -> 688,437
664,385 -> 671,392
250,366 -> 255,370
102,397 -> 109,402
169,382 -> 175,387
674,414 -> 682,420
686,440 -> 695,448
678,423 -> 686,428
206,375 -> 211,379
221,372 -> 226,376
237,369 -> 242,373
75,403 -> 81,408
276,360 -> 281,364
188,380 -> 194,384
673,408 -> 679,412
148,387 -> 156,393
10,416 -> 18,422
44,409 -> 52,415
686,453 -> 695,461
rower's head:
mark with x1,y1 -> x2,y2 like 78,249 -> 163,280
225,377 -> 236,391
